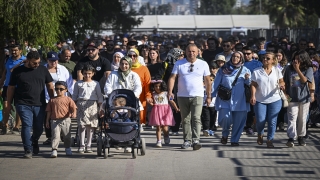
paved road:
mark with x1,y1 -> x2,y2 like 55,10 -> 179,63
1,127 -> 320,180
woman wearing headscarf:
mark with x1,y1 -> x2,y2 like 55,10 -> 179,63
111,52 -> 124,71
127,49 -> 152,131
104,56 -> 142,98
212,51 -> 251,146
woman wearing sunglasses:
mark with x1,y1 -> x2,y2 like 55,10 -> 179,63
250,52 -> 284,148
212,51 -> 251,146
127,49 -> 152,132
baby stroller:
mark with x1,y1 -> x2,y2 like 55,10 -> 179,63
97,89 -> 146,159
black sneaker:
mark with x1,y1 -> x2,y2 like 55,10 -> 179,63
43,138 -> 51,145
278,122 -> 285,131
192,140 -> 202,150
32,141 -> 39,154
181,141 -> 191,149
24,150 -> 32,159
286,138 -> 294,147
298,137 -> 306,146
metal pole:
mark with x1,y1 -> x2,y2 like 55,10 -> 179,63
259,0 -> 261,15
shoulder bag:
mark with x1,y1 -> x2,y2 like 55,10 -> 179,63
276,68 -> 288,107
217,66 -> 243,101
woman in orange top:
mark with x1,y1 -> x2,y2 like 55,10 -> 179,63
127,49 -> 152,131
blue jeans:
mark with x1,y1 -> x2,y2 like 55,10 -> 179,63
218,109 -> 247,143
254,100 -> 282,140
16,104 -> 46,151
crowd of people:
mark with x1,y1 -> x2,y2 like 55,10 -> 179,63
0,32 -> 319,158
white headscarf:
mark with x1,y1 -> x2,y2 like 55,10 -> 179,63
112,52 -> 124,71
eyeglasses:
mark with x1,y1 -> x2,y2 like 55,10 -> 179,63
189,64 -> 194,72
264,57 -> 272,60
87,49 -> 96,52
223,45 -> 230,48
55,88 -> 66,91
244,53 -> 251,55
128,54 -> 137,58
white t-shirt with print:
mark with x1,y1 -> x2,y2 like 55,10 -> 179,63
172,58 -> 210,97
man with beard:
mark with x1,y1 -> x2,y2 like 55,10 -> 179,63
215,40 -> 234,62
73,42 -> 111,88
7,51 -> 54,158
202,37 -> 222,65
100,40 -> 115,62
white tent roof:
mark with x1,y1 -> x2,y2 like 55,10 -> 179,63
133,15 -> 270,31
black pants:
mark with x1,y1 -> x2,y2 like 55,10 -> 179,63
201,106 -> 217,131
171,111 -> 181,132
277,107 -> 287,127
245,104 -> 255,129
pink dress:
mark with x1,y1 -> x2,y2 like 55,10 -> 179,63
149,92 -> 175,126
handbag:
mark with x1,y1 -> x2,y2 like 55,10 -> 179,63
276,68 -> 288,107
244,84 -> 251,103
217,66 -> 243,101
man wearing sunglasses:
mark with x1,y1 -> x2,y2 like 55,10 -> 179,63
168,44 -> 211,151
73,42 -> 111,83
243,46 -> 262,135
100,40 -> 115,63
6,51 -> 54,158
215,40 -> 234,62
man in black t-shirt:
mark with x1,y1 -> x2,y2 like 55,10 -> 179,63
100,40 -> 115,62
202,37 -> 223,65
7,51 -> 54,158
73,42 -> 111,81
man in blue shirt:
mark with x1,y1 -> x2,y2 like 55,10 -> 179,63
0,44 -> 25,134
243,46 -> 263,135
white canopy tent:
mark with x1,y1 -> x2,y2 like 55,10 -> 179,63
132,15 -> 270,32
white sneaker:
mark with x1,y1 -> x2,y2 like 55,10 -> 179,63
156,141 -> 162,147
140,124 -> 144,132
65,148 -> 72,156
124,147 -> 132,153
164,137 -> 170,144
51,150 -> 57,158
78,147 -> 85,154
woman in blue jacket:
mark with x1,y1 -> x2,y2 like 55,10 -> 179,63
212,51 -> 251,146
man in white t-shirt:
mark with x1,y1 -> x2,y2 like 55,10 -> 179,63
168,44 -> 211,150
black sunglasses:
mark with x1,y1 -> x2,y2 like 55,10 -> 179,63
189,64 -> 194,72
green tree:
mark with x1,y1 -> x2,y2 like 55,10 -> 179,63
247,0 -> 269,14
157,3 -> 172,15
266,0 -> 305,28
199,0 -> 236,15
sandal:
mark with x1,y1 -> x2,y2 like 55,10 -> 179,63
257,135 -> 263,145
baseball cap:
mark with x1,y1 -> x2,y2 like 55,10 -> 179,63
214,55 -> 226,62
55,81 -> 68,89
87,42 -> 98,49
47,51 -> 59,61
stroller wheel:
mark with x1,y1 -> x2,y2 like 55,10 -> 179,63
140,138 -> 146,156
132,147 -> 137,159
104,148 -> 109,159
97,137 -> 102,156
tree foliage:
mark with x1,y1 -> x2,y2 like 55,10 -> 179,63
139,3 -> 172,15
199,0 -> 236,15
